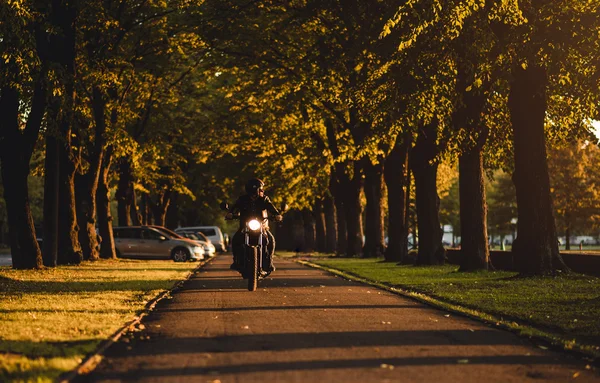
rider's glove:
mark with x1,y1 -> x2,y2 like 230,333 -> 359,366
274,215 -> 283,222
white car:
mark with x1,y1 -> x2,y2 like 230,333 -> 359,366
176,230 -> 216,257
175,226 -> 226,252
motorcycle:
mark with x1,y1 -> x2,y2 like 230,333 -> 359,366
220,202 -> 286,291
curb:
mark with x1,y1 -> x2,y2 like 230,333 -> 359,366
57,256 -> 216,383
295,258 -> 599,368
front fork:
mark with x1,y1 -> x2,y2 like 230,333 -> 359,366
244,231 -> 263,271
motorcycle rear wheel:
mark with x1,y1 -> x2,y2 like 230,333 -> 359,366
248,247 -> 258,291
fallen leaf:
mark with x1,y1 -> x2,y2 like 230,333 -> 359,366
444,314 -> 450,318
573,372 -> 581,378
243,325 -> 249,329
457,359 -> 469,364
538,345 -> 548,350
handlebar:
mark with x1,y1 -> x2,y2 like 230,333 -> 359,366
225,214 -> 282,222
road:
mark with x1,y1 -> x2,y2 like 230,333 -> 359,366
0,254 -> 11,266
86,255 -> 598,382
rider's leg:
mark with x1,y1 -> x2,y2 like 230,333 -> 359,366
264,229 -> 276,272
231,230 -> 244,270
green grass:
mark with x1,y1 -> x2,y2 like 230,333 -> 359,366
288,254 -> 600,360
0,258 -> 199,382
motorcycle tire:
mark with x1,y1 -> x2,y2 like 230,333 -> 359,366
248,247 -> 258,291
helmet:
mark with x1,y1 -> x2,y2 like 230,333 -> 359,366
245,178 -> 265,196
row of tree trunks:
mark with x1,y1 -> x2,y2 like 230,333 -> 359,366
384,136 -> 411,263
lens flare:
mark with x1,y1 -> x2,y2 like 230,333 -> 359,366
248,219 -> 261,231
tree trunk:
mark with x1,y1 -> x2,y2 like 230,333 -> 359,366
384,137 -> 410,263
291,209 -> 305,252
150,191 -> 172,227
140,193 -> 151,225
565,226 -> 570,250
57,135 -> 83,265
130,187 -> 141,225
452,53 -> 491,271
42,129 -> 60,267
363,160 -> 385,258
411,124 -> 445,265
0,86 -> 43,269
458,147 -> 489,271
73,86 -> 107,261
166,193 -> 179,229
116,159 -> 133,226
97,152 -> 117,259
302,208 -> 316,253
1,166 -> 42,269
341,166 -> 364,257
330,171 -> 347,256
323,194 -> 337,253
75,172 -> 100,261
508,64 -> 566,275
314,199 -> 327,252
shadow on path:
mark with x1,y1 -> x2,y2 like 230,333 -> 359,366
94,354 -> 561,380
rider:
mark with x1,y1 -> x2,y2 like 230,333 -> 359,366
226,178 -> 282,272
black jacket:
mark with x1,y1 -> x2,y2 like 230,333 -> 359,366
229,194 -> 280,229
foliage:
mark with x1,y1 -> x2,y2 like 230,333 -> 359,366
486,170 -> 517,238
548,140 -> 600,238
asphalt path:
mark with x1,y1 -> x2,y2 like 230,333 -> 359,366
87,254 -> 599,382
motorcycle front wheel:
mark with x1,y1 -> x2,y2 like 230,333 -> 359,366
248,247 -> 258,291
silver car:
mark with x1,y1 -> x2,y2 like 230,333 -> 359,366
149,225 -> 216,258
113,226 -> 204,262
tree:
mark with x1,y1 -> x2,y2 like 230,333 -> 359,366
486,171 -> 517,245
548,140 -> 600,249
0,2 -> 47,269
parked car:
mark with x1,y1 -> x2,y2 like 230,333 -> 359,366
175,226 -> 226,252
174,230 -> 216,257
113,226 -> 204,262
150,225 -> 216,258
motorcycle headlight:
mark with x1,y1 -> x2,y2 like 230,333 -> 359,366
247,219 -> 261,231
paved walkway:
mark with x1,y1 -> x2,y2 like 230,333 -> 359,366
87,255 -> 599,382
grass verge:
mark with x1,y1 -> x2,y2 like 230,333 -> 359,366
284,254 -> 600,363
0,258 -> 200,382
